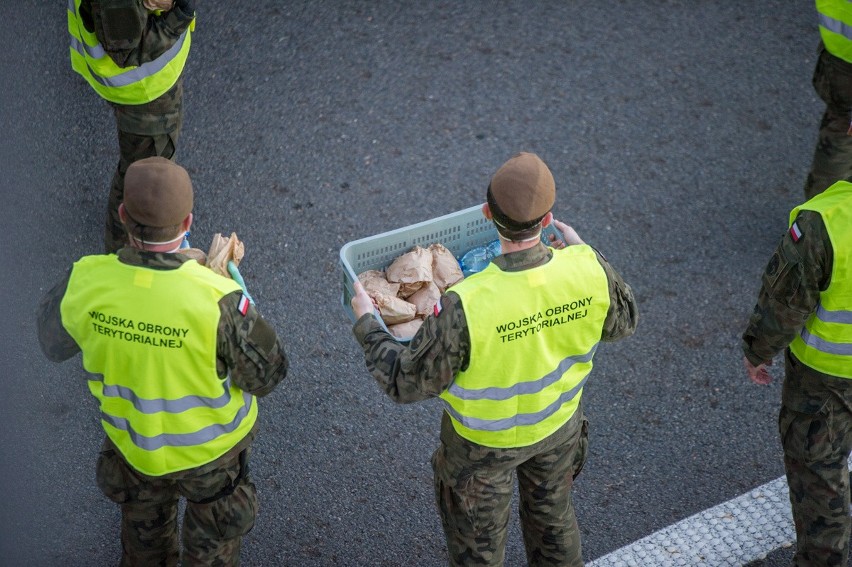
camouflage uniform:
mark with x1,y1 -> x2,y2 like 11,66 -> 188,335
37,248 -> 289,566
77,0 -> 195,252
804,43 -> 852,200
742,210 -> 852,567
353,242 -> 638,566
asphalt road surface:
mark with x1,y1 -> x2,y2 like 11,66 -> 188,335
1,2 -> 825,565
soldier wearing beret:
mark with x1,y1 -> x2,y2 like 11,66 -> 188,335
742,180 -> 852,566
36,157 -> 288,566
351,152 -> 638,566
68,0 -> 197,253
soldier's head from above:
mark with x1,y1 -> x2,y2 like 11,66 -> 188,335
485,152 -> 555,242
119,157 -> 194,249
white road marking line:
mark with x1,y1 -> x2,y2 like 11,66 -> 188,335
589,455 -> 852,566
588,476 -> 794,566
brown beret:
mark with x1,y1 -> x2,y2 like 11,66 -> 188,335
123,157 -> 193,228
488,152 -> 555,226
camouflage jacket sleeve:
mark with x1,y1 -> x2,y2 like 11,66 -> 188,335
352,292 -> 470,404
36,270 -> 81,362
595,250 -> 639,342
216,291 -> 289,398
741,210 -> 833,366
82,0 -> 195,68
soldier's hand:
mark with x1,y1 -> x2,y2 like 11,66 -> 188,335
143,0 -> 175,10
743,356 -> 773,385
351,281 -> 378,320
552,219 -> 584,246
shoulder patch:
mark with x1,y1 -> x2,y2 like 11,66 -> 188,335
237,294 -> 250,316
789,222 -> 804,243
433,299 -> 443,317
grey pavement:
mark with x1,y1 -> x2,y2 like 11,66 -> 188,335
1,2 -> 824,566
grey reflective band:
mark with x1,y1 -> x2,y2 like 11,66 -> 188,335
70,36 -> 107,61
68,13 -> 188,88
101,391 -> 253,451
99,379 -> 234,414
68,0 -> 106,59
443,375 -> 589,432
820,12 -> 852,41
800,328 -> 852,356
815,304 -> 852,325
447,345 -> 598,401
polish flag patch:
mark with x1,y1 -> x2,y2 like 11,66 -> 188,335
789,222 -> 803,243
433,300 -> 443,317
237,294 -> 250,316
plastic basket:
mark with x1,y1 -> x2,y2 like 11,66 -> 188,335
339,204 -> 497,341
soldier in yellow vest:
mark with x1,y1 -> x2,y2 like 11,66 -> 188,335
36,157 -> 289,566
351,152 -> 638,566
804,1 -> 852,199
67,0 -> 196,253
743,180 -> 852,566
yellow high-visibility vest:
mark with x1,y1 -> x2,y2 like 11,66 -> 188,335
789,181 -> 852,378
60,255 -> 257,476
440,245 -> 610,448
817,0 -> 852,63
67,0 -> 194,104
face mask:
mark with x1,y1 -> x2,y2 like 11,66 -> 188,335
130,231 -> 187,251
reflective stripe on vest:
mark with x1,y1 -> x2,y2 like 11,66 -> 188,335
96,375 -> 241,414
789,180 -> 852,378
67,0 -> 193,104
99,390 -> 254,452
442,347 -> 596,433
440,245 -> 610,448
817,0 -> 852,63
60,255 -> 256,476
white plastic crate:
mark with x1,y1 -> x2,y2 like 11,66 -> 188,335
339,204 -> 498,341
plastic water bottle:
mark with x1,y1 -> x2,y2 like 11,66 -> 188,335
486,239 -> 502,258
460,239 -> 501,276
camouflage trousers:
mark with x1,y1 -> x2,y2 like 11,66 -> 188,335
104,80 -> 184,253
804,44 -> 852,200
780,351 -> 852,567
96,437 -> 257,567
432,408 -> 589,567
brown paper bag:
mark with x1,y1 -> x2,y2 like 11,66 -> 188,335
429,243 -> 464,292
358,270 -> 401,299
207,232 -> 245,277
375,294 -> 417,324
387,246 -> 433,298
408,281 -> 442,317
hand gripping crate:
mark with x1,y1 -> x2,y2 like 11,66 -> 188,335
339,204 -> 498,342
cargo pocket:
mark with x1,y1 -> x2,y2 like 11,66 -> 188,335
98,2 -> 145,52
196,480 -> 258,540
431,449 -> 485,535
239,333 -> 272,372
153,133 -> 177,161
779,403 -> 835,466
96,443 -> 132,504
